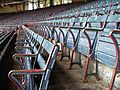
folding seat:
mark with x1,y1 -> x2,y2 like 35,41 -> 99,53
41,17 -> 64,57
58,16 -> 76,60
15,32 -> 38,52
39,25 -> 46,38
8,39 -> 59,90
110,4 -> 120,14
45,18 -> 57,41
44,25 -> 52,40
97,6 -> 111,15
94,15 -> 120,67
51,18 -> 61,45
16,26 -> 41,49
45,17 -> 61,41
89,8 -> 98,16
16,26 -> 29,39
79,15 -> 108,81
81,14 -> 120,90
16,27 -> 27,41
16,30 -> 33,46
15,27 -> 41,70
64,15 -> 88,68
34,25 -> 45,37
40,25 -> 49,39
15,33 -> 44,67
95,14 -> 120,90
10,34 -> 44,90
16,26 -> 38,47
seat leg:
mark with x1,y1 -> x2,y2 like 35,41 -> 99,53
69,51 -> 83,69
60,43 -> 65,61
109,65 -> 117,90
82,55 -> 90,81
78,53 -> 83,68
69,49 -> 74,69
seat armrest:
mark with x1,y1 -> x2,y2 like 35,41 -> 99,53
12,54 -> 36,60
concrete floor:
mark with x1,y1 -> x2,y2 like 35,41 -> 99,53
48,55 -> 119,90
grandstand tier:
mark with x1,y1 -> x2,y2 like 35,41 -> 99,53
0,0 -> 120,90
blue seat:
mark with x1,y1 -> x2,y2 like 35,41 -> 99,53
65,16 -> 88,68
46,19 -> 57,41
45,16 -> 75,61
96,15 -> 120,67
11,28 -> 45,90
81,15 -> 108,81
81,14 -> 120,90
16,27 -> 34,46
8,31 -> 59,90
14,30 -> 44,69
59,16 -> 76,60
95,14 -> 120,90
15,34 -> 38,55
110,4 -> 120,14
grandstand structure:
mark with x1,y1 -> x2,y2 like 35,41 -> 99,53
0,0 -> 120,90
0,0 -> 85,13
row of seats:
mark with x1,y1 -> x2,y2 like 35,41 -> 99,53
8,25 -> 59,90
27,7 -> 120,90
0,28 -> 15,60
1,0 -> 119,26
1,0 -> 119,90
54,0 -> 119,18
0,3 -> 80,26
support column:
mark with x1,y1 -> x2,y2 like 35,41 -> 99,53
50,0 -> 54,6
38,0 -> 40,8
60,0 -> 62,4
23,2 -> 26,10
32,0 -> 34,10
44,0 -> 47,7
